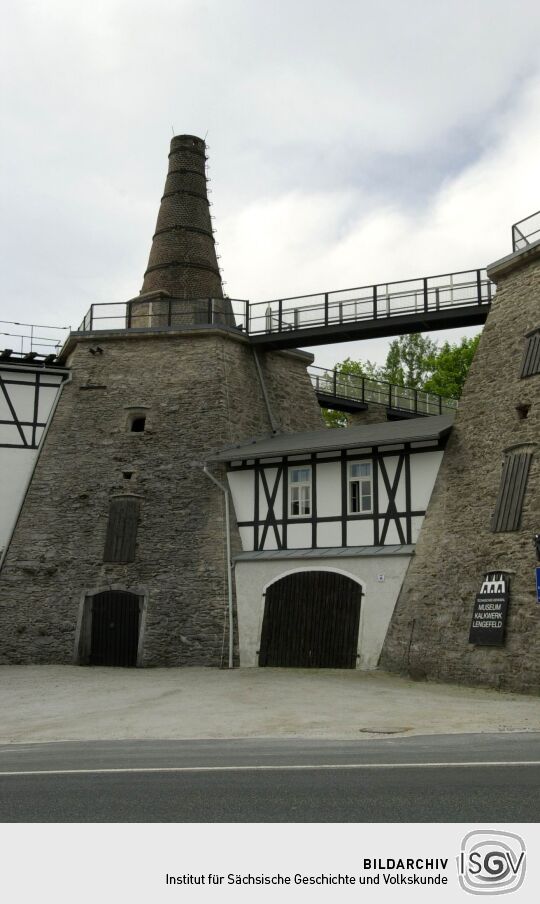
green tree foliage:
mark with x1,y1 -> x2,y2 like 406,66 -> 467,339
322,407 -> 348,428
382,334 -> 438,388
322,333 -> 481,427
333,357 -> 382,383
423,335 -> 480,398
321,357 -> 381,428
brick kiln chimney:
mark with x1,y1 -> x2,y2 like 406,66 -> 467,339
140,135 -> 223,299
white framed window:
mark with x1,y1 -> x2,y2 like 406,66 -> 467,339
289,466 -> 311,517
348,461 -> 373,513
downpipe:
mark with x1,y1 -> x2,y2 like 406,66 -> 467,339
252,348 -> 279,434
202,465 -> 234,669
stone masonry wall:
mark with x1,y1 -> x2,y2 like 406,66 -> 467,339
380,247 -> 540,694
347,407 -> 394,426
0,329 -> 323,666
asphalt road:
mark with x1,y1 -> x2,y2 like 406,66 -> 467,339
0,733 -> 539,822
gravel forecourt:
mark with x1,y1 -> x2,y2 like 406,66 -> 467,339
0,665 -> 539,743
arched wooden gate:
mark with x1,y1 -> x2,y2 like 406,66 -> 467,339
258,571 -> 362,668
89,590 -> 141,667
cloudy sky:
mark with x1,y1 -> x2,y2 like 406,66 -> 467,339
2,0 -> 540,369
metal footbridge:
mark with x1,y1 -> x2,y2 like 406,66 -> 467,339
308,366 -> 457,418
249,268 -> 492,349
8,210 -> 540,359
2,267 -> 493,359
65,266 -> 494,353
247,207 -> 540,349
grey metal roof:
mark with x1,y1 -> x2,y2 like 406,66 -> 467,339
234,545 -> 414,561
211,414 -> 454,462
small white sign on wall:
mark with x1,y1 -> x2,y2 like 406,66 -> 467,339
377,573 -> 385,582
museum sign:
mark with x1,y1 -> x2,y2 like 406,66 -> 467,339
469,573 -> 510,645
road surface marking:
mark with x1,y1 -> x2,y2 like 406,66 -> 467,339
1,761 -> 539,777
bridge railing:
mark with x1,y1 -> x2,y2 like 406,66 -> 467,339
512,210 -> 540,252
77,297 -> 249,332
309,365 -> 458,416
248,269 -> 492,335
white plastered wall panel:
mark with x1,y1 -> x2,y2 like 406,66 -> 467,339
227,471 -> 253,525
234,554 -> 412,669
286,523 -> 312,549
411,515 -> 425,543
0,425 -> 22,446
37,385 -> 62,424
346,520 -> 375,546
6,383 -> 35,418
0,450 -> 38,550
410,451 -> 443,509
316,461 -> 341,517
238,526 -> 253,550
316,521 -> 342,547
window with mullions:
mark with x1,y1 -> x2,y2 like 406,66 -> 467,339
348,461 -> 373,514
289,466 -> 311,517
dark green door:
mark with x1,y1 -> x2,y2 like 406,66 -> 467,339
90,591 -> 140,667
259,571 -> 361,668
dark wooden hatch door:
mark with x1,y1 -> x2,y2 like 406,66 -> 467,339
259,571 -> 361,668
89,591 -> 141,667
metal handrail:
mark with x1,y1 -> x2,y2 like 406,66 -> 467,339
512,210 -> 540,252
72,268 -> 492,339
308,365 -> 458,416
0,320 -> 69,356
77,297 -> 250,333
248,268 -> 493,335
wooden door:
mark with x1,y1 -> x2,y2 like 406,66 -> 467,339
259,571 -> 361,668
89,591 -> 140,667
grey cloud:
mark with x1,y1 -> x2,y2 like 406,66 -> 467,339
1,0 -> 540,358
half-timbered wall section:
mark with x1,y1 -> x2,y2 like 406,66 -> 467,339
212,415 -> 453,669
0,361 -> 69,551
221,419 -> 451,554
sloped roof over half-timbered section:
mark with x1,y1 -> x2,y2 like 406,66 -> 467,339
210,413 -> 455,462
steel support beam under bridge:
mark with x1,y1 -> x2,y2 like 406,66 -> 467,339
250,303 -> 490,350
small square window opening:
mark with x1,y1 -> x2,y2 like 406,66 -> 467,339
130,416 -> 146,433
